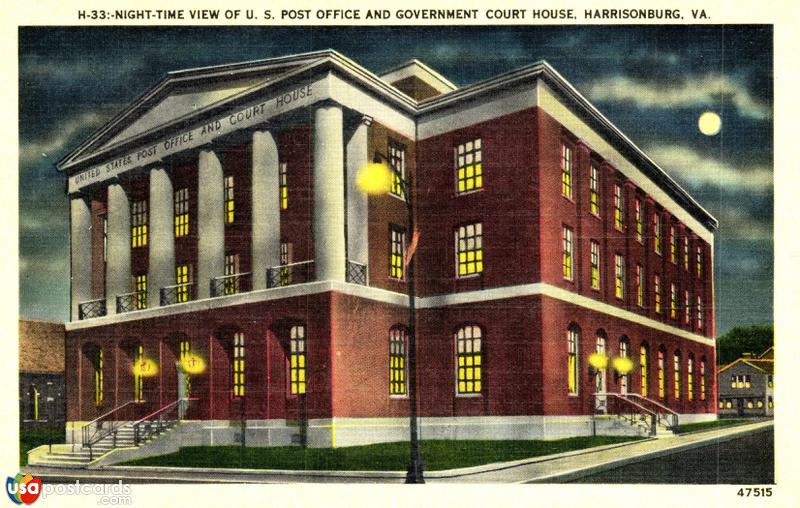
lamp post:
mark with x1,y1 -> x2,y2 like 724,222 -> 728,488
357,155 -> 424,483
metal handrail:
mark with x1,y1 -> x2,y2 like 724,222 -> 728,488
623,393 -> 679,430
267,260 -> 314,288
132,398 -> 197,446
78,298 -> 107,320
81,400 -> 139,459
160,282 -> 196,306
624,393 -> 679,415
594,392 -> 658,436
116,290 -> 147,313
210,272 -> 252,297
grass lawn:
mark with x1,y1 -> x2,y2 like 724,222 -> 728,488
675,419 -> 750,434
19,428 -> 64,466
124,436 -> 642,471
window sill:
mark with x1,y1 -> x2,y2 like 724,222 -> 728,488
561,195 -> 575,204
456,273 -> 483,280
455,393 -> 482,399
389,395 -> 409,400
590,212 -> 601,220
456,188 -> 485,197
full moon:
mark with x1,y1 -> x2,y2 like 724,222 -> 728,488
698,111 -> 722,136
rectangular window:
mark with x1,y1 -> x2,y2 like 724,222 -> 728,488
568,327 -> 579,394
670,283 -> 677,320
768,375 -> 773,388
102,216 -> 108,264
696,246 -> 703,278
456,326 -> 483,394
179,339 -> 191,398
279,242 -> 292,286
233,332 -> 245,396
636,264 -> 643,307
590,240 -> 600,290
389,138 -> 407,198
174,187 -> 189,238
94,349 -> 103,406
390,225 -> 406,280
700,360 -> 706,400
562,226 -> 574,280
224,253 -> 239,295
279,162 -> 288,210
224,175 -> 235,223
684,290 -> 691,325
697,296 -> 704,331
653,212 -> 662,255
613,183 -> 624,231
673,353 -> 681,400
289,325 -> 306,395
615,254 -> 625,299
658,350 -> 665,399
389,328 -> 407,396
669,226 -> 677,264
455,223 -> 483,277
135,274 -> 147,309
561,143 -> 573,199
768,396 -> 773,408
131,200 -> 148,248
175,264 -> 190,303
640,346 -> 648,397
134,344 -> 144,403
455,138 -> 483,194
745,374 -> 751,388
634,198 -> 643,242
589,165 -> 599,216
687,357 -> 694,401
684,237 -> 690,271
654,275 -> 662,314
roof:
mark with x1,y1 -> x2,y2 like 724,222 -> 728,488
19,319 -> 66,374
57,49 -> 717,231
758,346 -> 774,359
718,358 -> 774,375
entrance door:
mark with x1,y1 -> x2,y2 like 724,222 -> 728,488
176,362 -> 188,419
595,335 -> 607,414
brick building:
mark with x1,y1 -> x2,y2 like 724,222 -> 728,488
19,320 -> 66,430
57,51 -> 717,448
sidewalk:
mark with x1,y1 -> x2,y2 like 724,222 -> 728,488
24,419 -> 773,484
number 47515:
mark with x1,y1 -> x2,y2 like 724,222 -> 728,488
737,487 -> 773,497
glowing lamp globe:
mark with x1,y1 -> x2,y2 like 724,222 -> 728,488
612,356 -> 634,374
181,353 -> 207,375
133,357 -> 159,377
357,162 -> 392,196
588,353 -> 608,370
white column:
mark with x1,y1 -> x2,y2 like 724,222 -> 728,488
251,130 -> 280,290
148,167 -> 174,306
346,116 -> 370,266
197,149 -> 224,299
70,195 -> 92,321
313,104 -> 346,282
106,182 -> 131,314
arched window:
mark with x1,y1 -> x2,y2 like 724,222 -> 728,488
674,350 -> 682,400
687,353 -> 695,401
639,343 -> 649,397
134,344 -> 144,402
289,325 -> 306,395
700,357 -> 707,401
456,325 -> 482,394
179,338 -> 191,398
619,338 -> 630,394
595,331 -> 607,394
657,347 -> 666,399
567,324 -> 580,395
233,332 -> 245,396
93,348 -> 104,406
389,327 -> 407,396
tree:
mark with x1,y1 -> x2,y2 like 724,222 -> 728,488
717,325 -> 774,365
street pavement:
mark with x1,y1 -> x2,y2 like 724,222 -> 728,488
24,419 -> 773,484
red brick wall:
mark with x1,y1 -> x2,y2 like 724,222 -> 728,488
278,127 -> 314,268
172,157 -> 199,283
222,143 -> 252,277
19,320 -> 65,373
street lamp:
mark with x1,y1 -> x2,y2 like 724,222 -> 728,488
357,154 -> 424,483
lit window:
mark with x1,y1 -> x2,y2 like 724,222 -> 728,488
619,339 -> 629,394
669,226 -> 677,264
696,246 -> 703,278
590,240 -> 600,290
389,138 -> 407,198
589,165 -> 599,216
135,274 -> 147,309
634,198 -> 643,242
94,349 -> 103,406
389,327 -> 407,396
684,290 -> 691,325
289,326 -> 306,395
654,274 -> 662,314
102,215 -> 108,264
670,283 -> 677,320
224,253 -> 240,295
390,225 -> 406,280
615,254 -> 625,299
700,359 -> 706,400
455,138 -> 482,194
613,183 -> 624,231
731,375 -> 737,388
233,332 -> 245,396
279,242 -> 292,286
562,226 -> 574,280
673,352 -> 681,400
635,264 -> 643,307
640,344 -> 648,397
134,344 -> 144,403
725,400 -> 732,409
456,325 -> 483,394
131,200 -> 148,248
718,401 -> 723,409
683,236 -> 690,271
561,143 -> 573,199
455,223 -> 483,277
224,175 -> 235,223
279,162 -> 288,210
179,339 -> 191,398
567,325 -> 580,394
768,396 -> 773,408
653,212 -> 662,255
757,400 -> 764,408
595,333 -> 606,394
745,374 -> 751,388
697,296 -> 703,331
768,375 -> 773,388
175,264 -> 190,303
657,349 -> 665,399
747,399 -> 754,409
174,187 -> 189,238
687,355 -> 694,401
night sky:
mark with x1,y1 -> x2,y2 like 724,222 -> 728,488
18,26 -> 773,334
